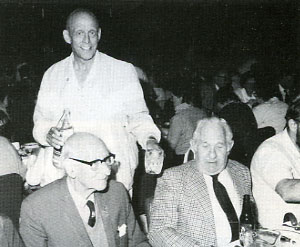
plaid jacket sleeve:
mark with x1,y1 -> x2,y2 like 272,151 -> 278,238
148,169 -> 202,247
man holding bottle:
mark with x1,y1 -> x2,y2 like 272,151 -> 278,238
149,117 -> 253,247
32,8 -> 162,190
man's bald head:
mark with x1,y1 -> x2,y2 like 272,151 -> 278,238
65,8 -> 99,32
62,132 -> 112,193
62,132 -> 109,162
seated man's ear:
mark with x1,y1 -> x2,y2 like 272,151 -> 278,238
63,30 -> 71,44
288,119 -> 298,133
227,140 -> 234,153
190,139 -> 196,153
64,160 -> 76,179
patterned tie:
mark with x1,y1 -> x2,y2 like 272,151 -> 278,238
211,174 -> 239,241
86,200 -> 96,227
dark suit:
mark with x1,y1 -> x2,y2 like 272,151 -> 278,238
149,160 -> 252,247
0,215 -> 24,247
20,178 -> 149,247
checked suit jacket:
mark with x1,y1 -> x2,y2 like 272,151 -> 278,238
20,178 -> 149,247
148,160 -> 252,247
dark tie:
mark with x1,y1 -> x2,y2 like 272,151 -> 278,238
86,200 -> 96,227
211,174 -> 239,242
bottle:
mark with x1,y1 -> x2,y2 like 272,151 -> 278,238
52,109 -> 74,167
240,194 -> 255,247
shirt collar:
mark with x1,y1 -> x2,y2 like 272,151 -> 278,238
203,168 -> 229,181
175,103 -> 191,113
67,178 -> 95,209
282,128 -> 300,156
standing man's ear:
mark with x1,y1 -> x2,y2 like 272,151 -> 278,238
63,30 -> 71,44
97,28 -> 101,41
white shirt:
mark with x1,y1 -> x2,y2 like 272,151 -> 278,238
234,87 -> 256,104
67,180 -> 95,229
203,169 -> 241,246
251,129 -> 300,229
67,180 -> 109,247
32,52 -> 160,189
252,97 -> 288,134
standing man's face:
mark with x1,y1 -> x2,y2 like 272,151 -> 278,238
63,12 -> 101,62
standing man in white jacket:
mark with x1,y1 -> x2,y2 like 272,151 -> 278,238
32,8 -> 162,191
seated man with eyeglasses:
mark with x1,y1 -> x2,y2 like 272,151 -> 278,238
20,132 -> 150,247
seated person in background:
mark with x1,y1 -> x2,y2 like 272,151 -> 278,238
200,68 -> 230,114
253,81 -> 288,134
0,109 -> 12,140
149,117 -> 252,247
167,86 -> 207,166
251,98 -> 300,229
234,71 -> 259,107
0,137 -> 24,228
216,87 -> 258,167
277,70 -> 297,104
0,215 -> 24,247
216,87 -> 275,168
20,132 -> 150,247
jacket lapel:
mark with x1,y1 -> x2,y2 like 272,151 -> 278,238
59,179 -> 93,247
186,163 -> 217,240
226,162 -> 244,208
95,192 -> 117,247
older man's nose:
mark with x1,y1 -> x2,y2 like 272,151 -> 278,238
209,147 -> 217,159
103,164 -> 111,175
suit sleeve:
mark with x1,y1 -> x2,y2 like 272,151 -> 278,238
123,187 -> 150,247
0,215 -> 25,247
19,198 -> 48,247
148,173 -> 202,247
121,64 -> 161,149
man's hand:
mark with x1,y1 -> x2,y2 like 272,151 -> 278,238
46,127 -> 64,149
146,138 -> 163,152
145,138 -> 164,174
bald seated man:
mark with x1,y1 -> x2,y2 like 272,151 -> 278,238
20,133 -> 150,247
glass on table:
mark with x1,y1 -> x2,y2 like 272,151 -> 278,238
240,228 -> 282,247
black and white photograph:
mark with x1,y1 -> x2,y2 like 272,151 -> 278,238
0,0 -> 299,246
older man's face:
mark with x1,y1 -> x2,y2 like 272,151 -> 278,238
71,140 -> 112,192
194,122 -> 231,176
65,12 -> 100,62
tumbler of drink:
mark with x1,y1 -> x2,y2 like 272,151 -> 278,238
144,149 -> 164,174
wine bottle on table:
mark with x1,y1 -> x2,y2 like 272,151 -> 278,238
52,109 -> 74,167
240,194 -> 255,247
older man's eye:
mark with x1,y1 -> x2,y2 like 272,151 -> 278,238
217,144 -> 225,149
76,31 -> 84,36
89,30 -> 97,37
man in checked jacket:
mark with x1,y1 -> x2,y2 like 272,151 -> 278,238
149,117 -> 252,247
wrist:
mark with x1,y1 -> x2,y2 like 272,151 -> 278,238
146,136 -> 158,144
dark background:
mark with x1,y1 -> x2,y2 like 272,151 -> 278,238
0,0 -> 298,78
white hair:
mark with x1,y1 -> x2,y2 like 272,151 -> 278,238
191,117 -> 233,146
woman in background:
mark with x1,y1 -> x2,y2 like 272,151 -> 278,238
0,137 -> 24,228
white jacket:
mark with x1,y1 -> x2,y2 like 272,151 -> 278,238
30,52 -> 160,189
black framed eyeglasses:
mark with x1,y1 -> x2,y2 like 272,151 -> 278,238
69,153 -> 115,169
